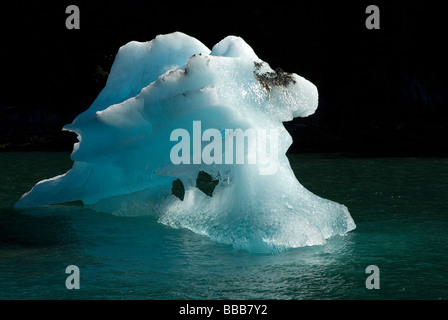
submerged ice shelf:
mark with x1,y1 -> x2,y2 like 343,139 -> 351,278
15,32 -> 355,253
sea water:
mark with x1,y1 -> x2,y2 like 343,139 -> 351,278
1,152 -> 447,299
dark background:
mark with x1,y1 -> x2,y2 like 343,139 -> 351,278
0,1 -> 446,155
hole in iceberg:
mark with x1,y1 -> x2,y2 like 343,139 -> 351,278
172,178 -> 185,201
196,171 -> 219,197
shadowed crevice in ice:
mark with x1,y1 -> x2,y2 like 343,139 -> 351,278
15,32 -> 355,253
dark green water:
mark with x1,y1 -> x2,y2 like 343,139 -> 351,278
1,152 -> 447,299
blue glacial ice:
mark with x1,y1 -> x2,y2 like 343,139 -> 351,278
15,32 -> 355,253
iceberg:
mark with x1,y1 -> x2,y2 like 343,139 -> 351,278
15,32 -> 355,253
